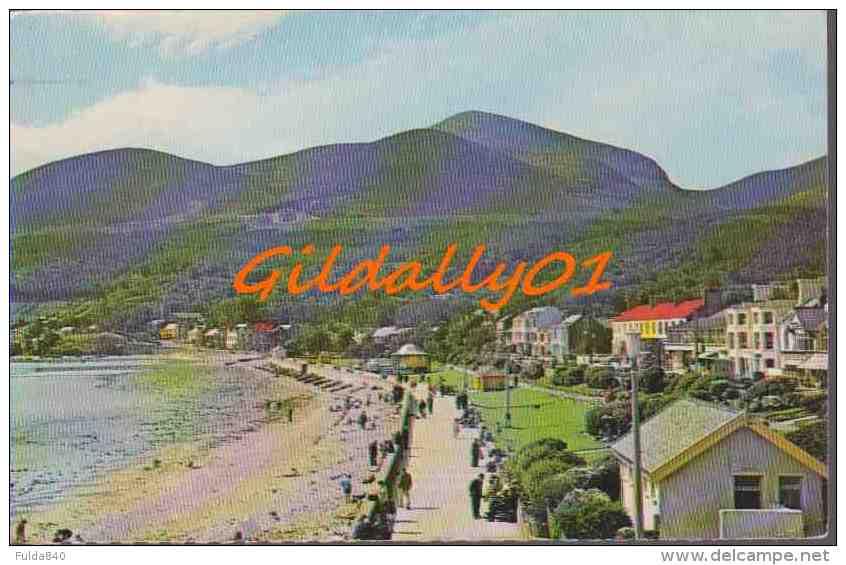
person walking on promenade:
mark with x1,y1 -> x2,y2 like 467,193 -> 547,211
368,440 -> 379,467
453,418 -> 460,439
418,399 -> 427,418
471,438 -> 481,467
358,411 -> 368,429
340,474 -> 352,503
14,518 -> 27,544
469,474 -> 485,519
398,469 -> 413,509
286,404 -> 294,423
427,392 -> 434,415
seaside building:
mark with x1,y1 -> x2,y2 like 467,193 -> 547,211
725,299 -> 796,378
778,305 -> 829,387
204,328 -> 224,349
372,326 -> 413,346
543,314 -> 582,361
611,299 -> 706,360
508,306 -> 563,356
472,370 -> 507,391
160,323 -> 179,340
495,315 -> 512,349
252,321 -> 282,352
664,311 -> 729,374
611,399 -> 828,539
391,343 -> 430,374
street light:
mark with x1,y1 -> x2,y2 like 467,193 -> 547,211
505,373 -> 512,428
631,357 -> 644,540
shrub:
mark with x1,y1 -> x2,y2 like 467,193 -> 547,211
590,455 -> 622,501
504,439 -> 585,526
799,391 -> 828,416
585,401 -> 630,438
522,361 -> 545,381
708,379 -> 730,398
638,365 -> 666,394
533,473 -> 574,521
522,456 -> 586,524
585,396 -> 670,439
552,489 -> 632,540
746,376 -> 799,402
542,457 -> 622,503
585,366 -> 614,389
785,419 -> 828,462
509,438 -> 573,475
616,527 -> 636,540
552,366 -> 585,386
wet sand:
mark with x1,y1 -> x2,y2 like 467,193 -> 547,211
15,352 -> 402,544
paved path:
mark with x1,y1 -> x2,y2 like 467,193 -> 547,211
391,387 -> 523,542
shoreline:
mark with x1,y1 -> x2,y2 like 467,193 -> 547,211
13,352 -> 403,544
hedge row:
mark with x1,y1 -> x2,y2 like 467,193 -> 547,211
353,389 -> 415,540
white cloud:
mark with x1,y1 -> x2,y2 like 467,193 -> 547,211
10,11 -> 828,187
85,10 -> 287,56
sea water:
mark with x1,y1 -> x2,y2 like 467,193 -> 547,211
10,356 -> 269,519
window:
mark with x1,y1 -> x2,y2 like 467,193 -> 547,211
753,333 -> 760,350
728,314 -> 734,325
738,313 -> 747,325
779,476 -> 802,510
765,332 -> 774,350
728,333 -> 735,349
763,312 -> 774,324
734,475 -> 762,509
765,359 -> 775,369
738,332 -> 748,349
753,312 -> 759,324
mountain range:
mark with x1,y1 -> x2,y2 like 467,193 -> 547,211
11,111 -> 828,328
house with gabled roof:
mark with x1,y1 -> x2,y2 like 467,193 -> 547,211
509,306 -> 562,356
778,305 -> 828,386
611,399 -> 827,539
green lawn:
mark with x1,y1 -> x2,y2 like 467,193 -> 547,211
428,367 -> 471,391
469,387 -> 601,454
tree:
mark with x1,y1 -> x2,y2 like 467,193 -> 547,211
551,489 -> 631,540
302,327 -> 332,355
333,325 -> 355,353
638,343 -> 666,393
785,419 -> 828,462
206,296 -> 266,328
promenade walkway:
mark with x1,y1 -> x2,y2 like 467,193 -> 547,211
391,386 -> 523,542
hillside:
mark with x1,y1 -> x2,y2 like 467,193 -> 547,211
10,111 -> 828,328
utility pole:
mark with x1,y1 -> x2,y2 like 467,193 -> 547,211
632,358 -> 645,539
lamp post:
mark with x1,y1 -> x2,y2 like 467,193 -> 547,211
632,358 -> 645,540
505,373 -> 512,428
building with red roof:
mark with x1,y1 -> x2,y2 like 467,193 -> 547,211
612,299 -> 706,357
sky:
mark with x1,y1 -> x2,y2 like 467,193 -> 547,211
10,10 -> 828,187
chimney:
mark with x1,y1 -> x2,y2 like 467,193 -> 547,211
796,278 -> 825,307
